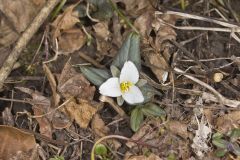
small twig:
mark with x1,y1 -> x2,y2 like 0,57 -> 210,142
174,67 -> 240,108
179,56 -> 240,62
27,30 -> 46,71
82,26 -> 93,46
155,10 -> 240,28
156,10 -> 240,43
86,2 -> 100,22
31,97 -> 73,118
0,97 -> 49,105
5,76 -> 44,83
99,95 -> 127,118
0,0 -> 60,91
43,38 -> 59,64
78,51 -> 105,68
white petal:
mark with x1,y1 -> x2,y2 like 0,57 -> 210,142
99,78 -> 121,97
120,61 -> 139,84
122,85 -> 144,104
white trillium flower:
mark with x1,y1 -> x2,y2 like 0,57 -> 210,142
99,61 -> 144,104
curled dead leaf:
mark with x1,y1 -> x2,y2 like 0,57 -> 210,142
16,87 -> 53,138
134,11 -> 154,38
51,3 -> 80,38
93,22 -> 110,41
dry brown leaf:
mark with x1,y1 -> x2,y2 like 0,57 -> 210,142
167,120 -> 190,139
2,107 -> 14,126
0,17 -> 19,47
0,0 -> 45,67
16,87 -> 53,138
125,153 -> 162,160
51,3 -> 80,38
58,28 -> 86,54
140,14 -> 177,82
51,3 -> 86,54
145,52 -> 169,82
119,0 -> 155,16
58,59 -> 95,100
91,114 -> 122,150
216,111 -> 240,134
134,11 -> 154,38
52,112 -> 72,129
64,99 -> 99,128
126,120 -> 161,148
91,114 -> 110,137
96,39 -> 112,55
0,0 -> 45,33
0,125 -> 37,160
93,22 -> 110,41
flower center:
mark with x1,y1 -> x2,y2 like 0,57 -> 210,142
120,81 -> 132,93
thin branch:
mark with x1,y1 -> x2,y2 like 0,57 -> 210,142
0,0 -> 60,90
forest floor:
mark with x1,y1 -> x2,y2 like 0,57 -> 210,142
0,0 -> 240,160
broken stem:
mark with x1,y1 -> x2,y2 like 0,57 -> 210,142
108,0 -> 139,34
99,95 -> 127,117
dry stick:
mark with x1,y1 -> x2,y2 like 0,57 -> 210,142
174,67 -> 240,108
0,0 -> 60,91
155,11 -> 240,28
156,10 -> 240,43
99,95 -> 127,118
78,51 -> 105,68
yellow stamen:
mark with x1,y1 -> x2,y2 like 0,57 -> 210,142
120,81 -> 132,93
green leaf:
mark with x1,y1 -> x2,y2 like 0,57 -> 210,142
139,84 -> 162,103
95,143 -> 108,156
141,103 -> 166,117
110,65 -> 120,77
112,32 -> 141,71
80,66 -> 111,86
212,139 -> 228,149
215,149 -> 228,157
227,128 -> 240,142
130,107 -> 144,132
212,132 -> 224,140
